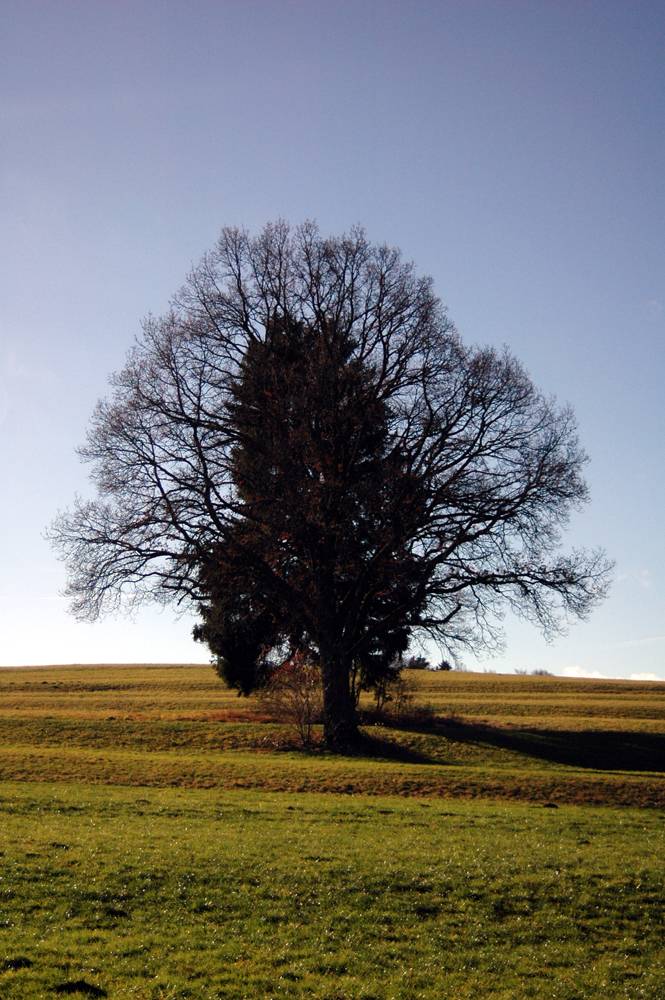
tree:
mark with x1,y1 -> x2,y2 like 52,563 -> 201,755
49,220 -> 612,747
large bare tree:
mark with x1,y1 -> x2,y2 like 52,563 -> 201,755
50,221 -> 611,745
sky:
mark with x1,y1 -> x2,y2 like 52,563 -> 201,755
0,0 -> 663,679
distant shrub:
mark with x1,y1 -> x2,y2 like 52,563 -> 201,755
531,669 -> 553,676
436,659 -> 453,671
404,655 -> 430,670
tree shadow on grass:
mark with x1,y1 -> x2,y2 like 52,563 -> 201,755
273,730 -> 435,764
265,716 -> 665,772
391,718 -> 665,773
340,732 -> 435,764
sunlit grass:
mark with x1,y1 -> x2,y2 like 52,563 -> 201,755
1,664 -> 664,728
0,665 -> 251,721
0,783 -> 663,999
0,666 -> 664,996
0,665 -> 664,807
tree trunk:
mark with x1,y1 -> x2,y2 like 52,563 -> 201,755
320,648 -> 360,748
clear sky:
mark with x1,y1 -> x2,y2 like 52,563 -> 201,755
1,0 -> 663,678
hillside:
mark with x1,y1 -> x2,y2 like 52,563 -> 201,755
0,665 -> 663,806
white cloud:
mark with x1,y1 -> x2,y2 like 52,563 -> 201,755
562,667 -> 663,682
563,666 -> 610,679
615,569 -> 651,589
3,350 -> 53,385
604,635 -> 665,649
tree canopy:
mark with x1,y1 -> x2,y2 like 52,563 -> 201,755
50,220 -> 612,745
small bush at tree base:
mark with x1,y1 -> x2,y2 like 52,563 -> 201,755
260,654 -> 323,744
370,668 -> 423,723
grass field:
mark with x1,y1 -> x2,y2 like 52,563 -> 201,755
1,784 -> 664,999
0,665 -> 664,807
0,664 -> 664,998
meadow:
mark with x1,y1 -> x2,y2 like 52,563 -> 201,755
0,664 -> 663,998
0,665 -> 664,806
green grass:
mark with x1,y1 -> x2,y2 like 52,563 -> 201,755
0,783 -> 663,999
1,664 -> 664,997
3,665 -> 665,731
0,665 -> 664,806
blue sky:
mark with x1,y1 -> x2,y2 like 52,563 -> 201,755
0,0 -> 663,677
